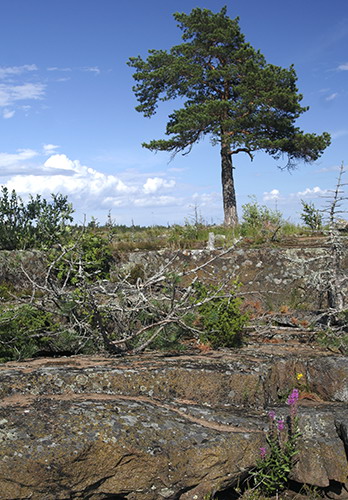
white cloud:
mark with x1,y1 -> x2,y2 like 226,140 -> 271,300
10,83 -> 46,101
191,192 -> 221,207
0,64 -> 38,79
0,65 -> 45,117
44,154 -> 77,173
56,77 -> 71,83
316,164 -> 343,173
0,82 -> 46,108
47,67 -> 72,72
101,197 -> 124,207
43,144 -> 60,155
143,177 -> 175,194
115,179 -> 132,193
0,149 -> 38,167
81,66 -> 100,75
2,109 -> 15,119
263,189 -> 280,201
3,153 -> 140,205
40,154 -> 137,196
134,196 -> 180,207
338,62 -> 348,70
0,150 -> 208,223
47,66 -> 100,75
297,186 -> 327,197
325,92 -> 338,101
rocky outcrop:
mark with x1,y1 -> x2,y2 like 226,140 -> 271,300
0,337 -> 348,499
2,238 -> 348,312
116,238 -> 348,312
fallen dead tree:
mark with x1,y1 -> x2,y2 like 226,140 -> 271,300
6,236 -> 248,358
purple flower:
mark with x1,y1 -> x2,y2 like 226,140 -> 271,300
260,447 -> 267,459
268,410 -> 276,420
277,418 -> 285,431
287,388 -> 299,406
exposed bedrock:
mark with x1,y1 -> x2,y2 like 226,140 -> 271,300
0,346 -> 347,499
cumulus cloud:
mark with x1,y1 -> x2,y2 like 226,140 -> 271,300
297,186 -> 327,197
0,150 -> 217,223
1,152 -> 180,213
338,62 -> 348,70
143,177 -> 175,194
35,154 -> 138,198
44,154 -> 78,173
263,189 -> 280,201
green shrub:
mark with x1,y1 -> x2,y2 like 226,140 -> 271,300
300,200 -> 323,230
0,283 -> 14,301
0,187 -> 74,250
241,196 -> 283,237
0,303 -> 95,362
0,305 -> 58,361
192,281 -> 248,348
52,230 -> 113,283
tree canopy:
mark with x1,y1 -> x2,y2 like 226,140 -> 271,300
128,6 -> 331,225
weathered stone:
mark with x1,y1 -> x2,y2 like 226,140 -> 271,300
291,405 -> 348,486
115,241 -> 348,311
0,351 -> 347,498
0,395 -> 264,499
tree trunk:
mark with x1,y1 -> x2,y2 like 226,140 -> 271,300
221,145 -> 238,226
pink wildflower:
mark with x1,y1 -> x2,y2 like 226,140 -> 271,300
287,388 -> 299,406
268,410 -> 276,420
260,447 -> 267,459
277,418 -> 285,431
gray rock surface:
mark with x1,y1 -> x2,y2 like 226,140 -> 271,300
0,345 -> 347,499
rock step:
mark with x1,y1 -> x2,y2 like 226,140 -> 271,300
245,325 -> 319,347
0,354 -> 348,498
0,389 -> 347,499
1,350 -> 347,410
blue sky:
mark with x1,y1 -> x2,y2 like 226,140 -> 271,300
1,0 -> 347,226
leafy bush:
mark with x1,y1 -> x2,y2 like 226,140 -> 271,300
300,200 -> 323,230
241,196 -> 283,237
0,305 -> 58,361
0,187 -> 74,250
192,281 -> 248,348
52,230 -> 113,283
0,303 -> 95,362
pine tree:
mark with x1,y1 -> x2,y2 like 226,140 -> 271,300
128,7 -> 330,225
